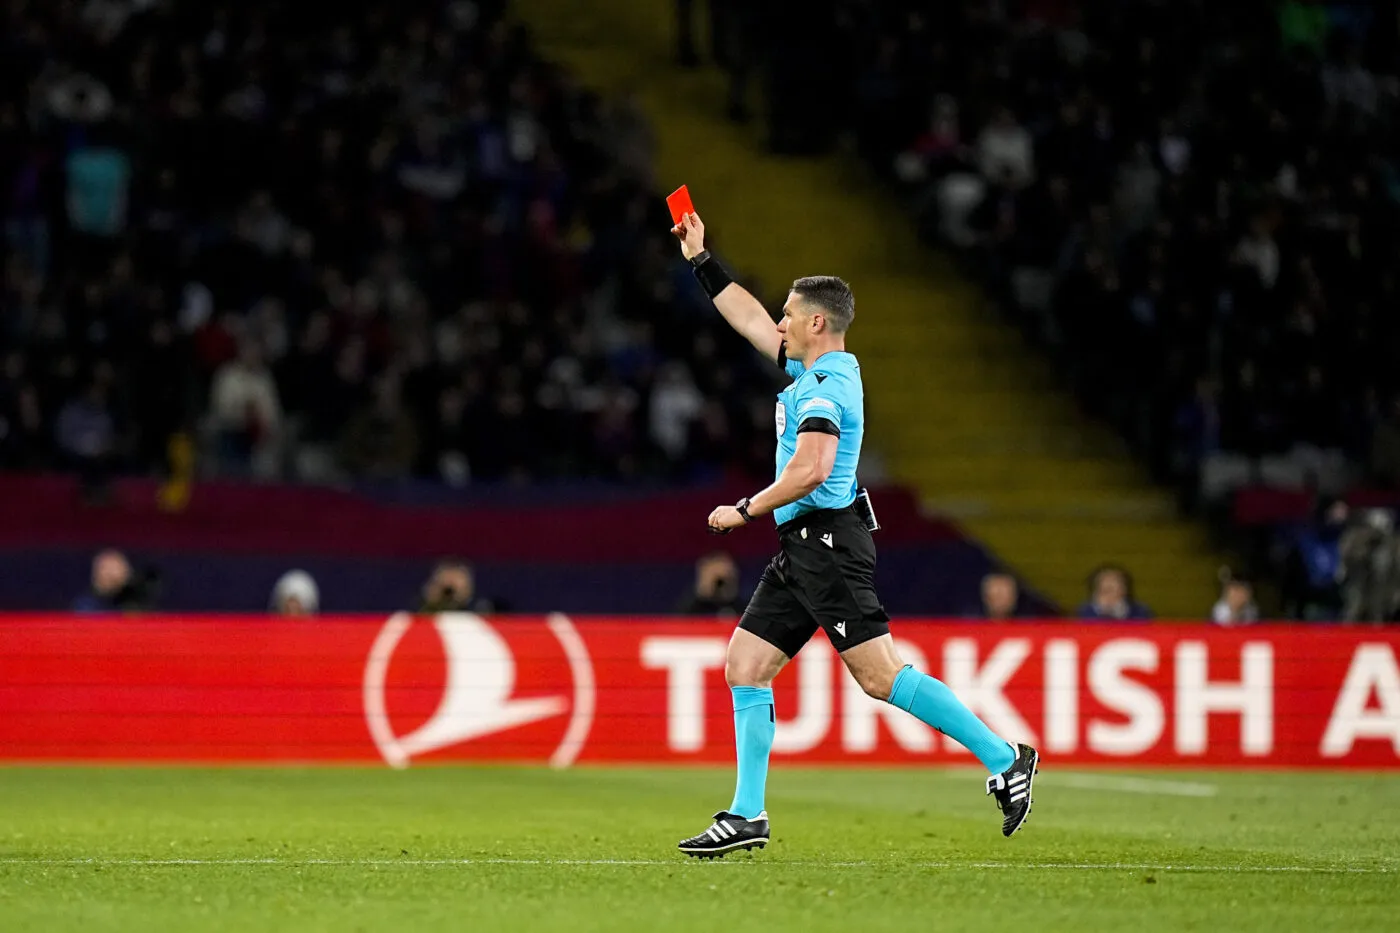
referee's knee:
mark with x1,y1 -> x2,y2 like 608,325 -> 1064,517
725,629 -> 786,687
725,650 -> 780,688
724,659 -> 767,689
857,668 -> 899,702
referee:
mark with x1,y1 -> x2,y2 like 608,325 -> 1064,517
670,210 -> 1040,857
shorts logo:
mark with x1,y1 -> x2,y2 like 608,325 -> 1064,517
821,532 -> 833,548
834,621 -> 847,638
775,400 -> 787,435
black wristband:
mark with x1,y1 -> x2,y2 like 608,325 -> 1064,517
692,251 -> 734,299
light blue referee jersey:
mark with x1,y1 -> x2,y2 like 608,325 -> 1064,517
773,350 -> 864,526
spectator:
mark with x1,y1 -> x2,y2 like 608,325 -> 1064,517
1172,376 -> 1222,499
1340,509 -> 1400,623
1231,216 -> 1281,291
1113,142 -> 1161,235
207,341 -> 283,479
1076,565 -> 1153,621
73,549 -> 157,613
675,552 -> 742,616
975,108 -> 1034,190
1211,573 -> 1259,626
0,382 -> 47,470
1282,499 -> 1348,620
338,375 -> 419,481
54,380 -> 117,499
649,362 -> 704,466
419,560 -> 501,614
270,570 -> 319,617
1279,0 -> 1330,57
64,134 -> 130,239
420,385 -> 472,487
979,572 -> 1023,621
896,95 -> 967,185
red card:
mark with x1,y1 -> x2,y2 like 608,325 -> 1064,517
666,185 -> 695,225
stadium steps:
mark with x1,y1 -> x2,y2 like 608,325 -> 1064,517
513,0 -> 1230,617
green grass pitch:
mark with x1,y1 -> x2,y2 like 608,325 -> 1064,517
1,766 -> 1396,932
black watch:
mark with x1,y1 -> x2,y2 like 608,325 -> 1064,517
689,249 -> 711,267
736,497 -> 754,523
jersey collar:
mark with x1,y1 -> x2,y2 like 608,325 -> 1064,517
802,348 -> 850,371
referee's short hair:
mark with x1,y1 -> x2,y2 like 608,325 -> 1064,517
790,275 -> 854,333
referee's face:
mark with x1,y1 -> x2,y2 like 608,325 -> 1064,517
778,294 -> 815,361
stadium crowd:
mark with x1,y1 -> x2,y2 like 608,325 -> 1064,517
0,0 -> 781,490
10,0 -> 1400,622
811,0 -> 1400,496
686,0 -> 1398,620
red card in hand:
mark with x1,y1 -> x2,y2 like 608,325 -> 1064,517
666,185 -> 695,225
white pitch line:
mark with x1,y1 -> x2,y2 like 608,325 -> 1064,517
0,858 -> 1389,874
1045,773 -> 1219,797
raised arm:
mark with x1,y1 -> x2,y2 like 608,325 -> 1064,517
671,211 -> 782,364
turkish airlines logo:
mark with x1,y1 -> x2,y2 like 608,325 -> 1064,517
362,613 -> 594,769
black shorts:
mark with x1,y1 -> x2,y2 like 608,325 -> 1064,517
739,505 -> 891,658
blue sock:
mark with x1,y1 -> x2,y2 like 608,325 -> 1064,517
729,686 -> 775,819
887,665 -> 1016,773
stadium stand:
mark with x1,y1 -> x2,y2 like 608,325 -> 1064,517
520,0 -> 1229,617
856,0 -> 1399,504
0,0 -> 782,489
0,0 -> 1063,616
14,0 -> 1396,619
725,0 -> 1400,618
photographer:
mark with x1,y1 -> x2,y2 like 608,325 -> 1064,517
1340,509 -> 1400,623
1076,565 -> 1153,621
675,552 -> 743,616
1281,499 -> 1348,620
418,560 -> 501,614
72,549 -> 159,613
1211,572 -> 1259,627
